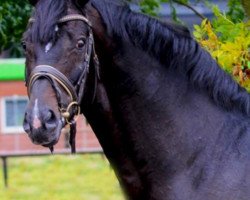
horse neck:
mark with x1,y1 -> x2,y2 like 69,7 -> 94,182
85,8 -> 235,147
84,4 -> 250,197
87,30 -> 241,173
88,0 -> 248,154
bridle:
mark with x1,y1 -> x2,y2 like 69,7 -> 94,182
26,14 -> 100,153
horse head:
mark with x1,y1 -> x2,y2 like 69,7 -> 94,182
22,0 -> 97,151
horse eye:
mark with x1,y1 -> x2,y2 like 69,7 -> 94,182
21,41 -> 27,51
76,39 -> 85,49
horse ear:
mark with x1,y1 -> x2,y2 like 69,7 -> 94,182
74,0 -> 90,7
29,0 -> 39,6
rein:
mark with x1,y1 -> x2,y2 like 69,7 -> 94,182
27,14 -> 100,153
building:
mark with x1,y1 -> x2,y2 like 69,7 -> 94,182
0,59 -> 101,153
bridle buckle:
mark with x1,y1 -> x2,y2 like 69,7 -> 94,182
61,101 -> 81,125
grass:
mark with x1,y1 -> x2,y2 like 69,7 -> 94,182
0,154 -> 125,200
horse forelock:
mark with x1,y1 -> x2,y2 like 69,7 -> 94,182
30,0 -> 68,44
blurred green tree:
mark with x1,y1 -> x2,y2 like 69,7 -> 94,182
242,0 -> 250,17
131,0 -> 246,21
0,0 -> 32,57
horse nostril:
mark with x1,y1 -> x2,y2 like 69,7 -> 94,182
45,110 -> 56,124
44,110 -> 57,127
23,113 -> 31,134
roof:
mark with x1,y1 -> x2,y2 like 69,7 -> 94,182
0,59 -> 25,81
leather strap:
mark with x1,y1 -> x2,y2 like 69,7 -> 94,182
29,14 -> 91,26
28,65 -> 78,102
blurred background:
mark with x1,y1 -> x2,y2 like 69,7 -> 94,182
0,0 -> 248,199
0,59 -> 124,199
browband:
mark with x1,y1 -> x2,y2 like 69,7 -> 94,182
29,14 -> 91,26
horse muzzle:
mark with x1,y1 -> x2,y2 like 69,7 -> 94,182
23,107 -> 63,147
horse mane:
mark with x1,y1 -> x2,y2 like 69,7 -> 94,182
91,0 -> 250,116
30,0 -> 67,43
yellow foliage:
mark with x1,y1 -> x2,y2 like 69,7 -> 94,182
194,12 -> 250,90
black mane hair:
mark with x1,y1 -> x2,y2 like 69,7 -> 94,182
91,0 -> 250,116
30,0 -> 67,43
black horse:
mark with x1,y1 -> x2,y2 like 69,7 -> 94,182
22,0 -> 250,199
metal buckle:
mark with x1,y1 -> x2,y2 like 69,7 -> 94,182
61,101 -> 81,125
